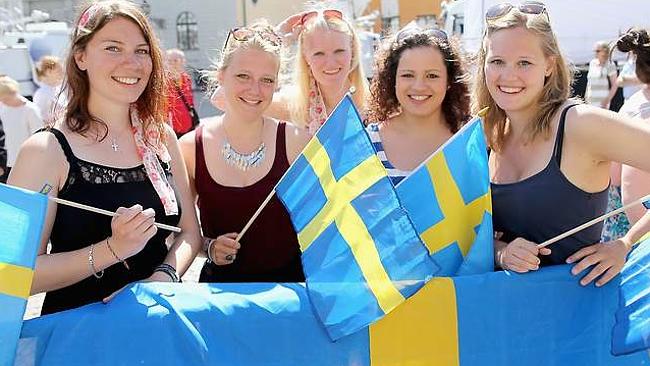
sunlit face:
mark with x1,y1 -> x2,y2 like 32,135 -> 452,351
302,28 -> 352,90
74,16 -> 152,109
484,26 -> 553,117
395,46 -> 449,119
219,48 -> 279,119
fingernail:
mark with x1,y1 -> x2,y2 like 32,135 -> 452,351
566,258 -> 573,264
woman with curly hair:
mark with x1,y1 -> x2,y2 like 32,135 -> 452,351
365,26 -> 470,185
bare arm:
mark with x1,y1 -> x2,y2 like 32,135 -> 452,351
8,133 -> 135,294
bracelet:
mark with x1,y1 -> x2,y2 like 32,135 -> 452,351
88,243 -> 104,279
206,239 -> 216,264
105,237 -> 130,270
153,263 -> 181,283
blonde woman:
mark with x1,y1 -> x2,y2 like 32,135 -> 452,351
180,22 -> 309,282
472,2 -> 650,286
212,9 -> 368,134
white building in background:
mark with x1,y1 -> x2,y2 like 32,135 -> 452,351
22,0 -> 237,71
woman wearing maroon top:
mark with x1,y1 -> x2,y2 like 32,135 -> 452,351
179,22 -> 309,282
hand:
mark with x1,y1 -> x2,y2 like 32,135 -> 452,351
208,233 -> 240,266
275,12 -> 308,40
497,237 -> 551,273
566,238 -> 631,287
103,284 -> 128,303
600,100 -> 610,109
110,204 -> 158,260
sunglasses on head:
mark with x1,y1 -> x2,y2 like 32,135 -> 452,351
222,26 -> 282,52
485,1 -> 548,22
395,27 -> 448,43
298,9 -> 344,27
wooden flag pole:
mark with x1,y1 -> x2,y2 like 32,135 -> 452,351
236,188 -> 276,242
49,196 -> 182,233
537,193 -> 650,249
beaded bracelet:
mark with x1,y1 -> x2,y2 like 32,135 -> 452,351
105,237 -> 130,270
88,243 -> 104,279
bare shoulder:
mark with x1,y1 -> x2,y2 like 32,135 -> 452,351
282,119 -> 310,163
20,129 -> 66,160
8,129 -> 67,190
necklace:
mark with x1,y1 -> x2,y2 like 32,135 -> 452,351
221,119 -> 266,171
108,126 -> 131,152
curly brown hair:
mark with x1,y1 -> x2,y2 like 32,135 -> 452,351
367,31 -> 470,133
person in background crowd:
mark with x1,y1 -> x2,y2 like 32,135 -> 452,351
0,75 -> 43,180
365,26 -> 470,185
33,55 -> 65,124
618,51 -> 642,101
0,115 -> 6,183
166,48 -> 197,137
585,40 -> 618,109
616,28 -> 650,226
180,21 -> 309,283
472,2 -> 650,286
8,0 -> 201,314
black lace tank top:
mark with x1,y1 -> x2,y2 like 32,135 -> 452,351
41,128 -> 181,315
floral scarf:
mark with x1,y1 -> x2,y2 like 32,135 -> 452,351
307,75 -> 328,136
130,108 -> 178,216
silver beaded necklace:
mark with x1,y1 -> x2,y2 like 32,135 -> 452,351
221,119 -> 266,171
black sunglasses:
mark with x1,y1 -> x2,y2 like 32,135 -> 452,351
395,27 -> 448,43
222,27 -> 282,53
485,1 -> 548,22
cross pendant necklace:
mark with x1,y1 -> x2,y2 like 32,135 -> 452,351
111,138 -> 119,152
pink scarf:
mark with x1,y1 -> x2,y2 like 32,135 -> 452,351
130,108 -> 178,216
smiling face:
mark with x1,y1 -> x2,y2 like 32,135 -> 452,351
219,47 -> 279,119
74,16 -> 152,110
484,26 -> 553,118
302,28 -> 352,90
395,45 -> 449,119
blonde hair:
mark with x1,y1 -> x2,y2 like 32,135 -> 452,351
0,75 -> 19,96
35,55 -> 63,81
289,13 -> 368,126
471,10 -> 575,152
207,20 -> 282,90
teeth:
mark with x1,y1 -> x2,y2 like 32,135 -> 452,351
240,97 -> 261,105
499,86 -> 523,94
410,95 -> 430,101
323,69 -> 340,75
113,77 -> 139,85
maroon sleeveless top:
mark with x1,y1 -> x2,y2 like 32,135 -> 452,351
195,122 -> 304,282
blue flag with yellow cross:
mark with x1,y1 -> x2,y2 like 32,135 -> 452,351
0,183 -> 47,365
397,116 -> 493,276
275,94 -> 439,340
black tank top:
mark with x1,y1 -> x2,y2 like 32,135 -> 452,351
194,122 -> 304,283
491,104 -> 609,266
41,128 -> 181,314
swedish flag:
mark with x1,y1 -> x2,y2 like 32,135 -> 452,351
397,117 -> 493,276
276,95 -> 439,340
0,183 -> 47,365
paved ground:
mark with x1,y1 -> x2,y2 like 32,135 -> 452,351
24,255 -> 206,320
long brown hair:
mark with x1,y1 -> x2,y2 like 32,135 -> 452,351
63,0 -> 167,143
471,10 -> 575,151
